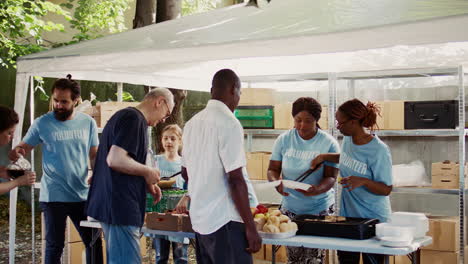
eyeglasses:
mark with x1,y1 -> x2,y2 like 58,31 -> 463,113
335,119 -> 352,127
162,100 -> 171,122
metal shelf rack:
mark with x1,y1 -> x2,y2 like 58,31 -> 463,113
243,66 -> 467,263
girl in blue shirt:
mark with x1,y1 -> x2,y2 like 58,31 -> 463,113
267,97 -> 340,264
313,99 -> 392,264
152,124 -> 188,264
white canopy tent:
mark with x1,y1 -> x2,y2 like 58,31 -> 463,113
10,0 -> 468,262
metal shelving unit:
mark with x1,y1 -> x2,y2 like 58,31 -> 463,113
245,128 -> 468,137
244,66 -> 467,263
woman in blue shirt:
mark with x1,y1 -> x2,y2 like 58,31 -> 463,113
0,105 -> 36,194
312,99 -> 392,264
267,97 -> 340,264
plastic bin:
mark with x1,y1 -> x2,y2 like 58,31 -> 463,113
293,215 -> 379,240
234,106 -> 274,129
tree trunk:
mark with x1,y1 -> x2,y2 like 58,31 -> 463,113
154,0 -> 185,153
133,0 -> 186,153
154,88 -> 187,153
156,0 -> 182,23
133,0 -> 156,28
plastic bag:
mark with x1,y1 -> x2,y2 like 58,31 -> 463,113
392,160 -> 430,187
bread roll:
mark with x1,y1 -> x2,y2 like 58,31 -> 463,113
279,215 -> 290,223
267,215 -> 280,227
254,217 -> 266,231
289,222 -> 298,231
263,224 -> 280,233
279,222 -> 290,232
270,209 -> 282,217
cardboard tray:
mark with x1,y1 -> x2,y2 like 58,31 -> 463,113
145,212 -> 193,232
293,215 -> 379,240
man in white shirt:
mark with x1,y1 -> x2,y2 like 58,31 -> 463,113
181,69 -> 261,264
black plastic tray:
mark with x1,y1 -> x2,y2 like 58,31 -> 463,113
293,215 -> 379,240
404,100 -> 458,129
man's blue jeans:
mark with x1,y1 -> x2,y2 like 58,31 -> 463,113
153,238 -> 188,264
101,223 -> 141,264
40,202 -> 103,264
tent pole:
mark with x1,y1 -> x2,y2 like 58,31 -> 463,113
29,76 -> 36,263
10,73 -> 30,264
117,83 -> 123,102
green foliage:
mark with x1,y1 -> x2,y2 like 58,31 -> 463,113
182,0 -> 217,16
1,0 -> 133,67
0,0 -> 70,68
115,91 -> 136,102
62,0 -> 132,43
33,76 -> 49,101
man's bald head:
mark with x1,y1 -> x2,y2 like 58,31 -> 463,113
211,69 -> 240,95
211,69 -> 241,112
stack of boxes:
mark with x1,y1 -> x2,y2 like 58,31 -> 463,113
253,244 -> 287,263
380,216 -> 465,264
82,101 -> 140,128
421,216 -> 465,264
246,152 -> 271,180
274,103 -> 328,130
236,88 -> 275,129
431,161 -> 467,189
375,101 -> 405,130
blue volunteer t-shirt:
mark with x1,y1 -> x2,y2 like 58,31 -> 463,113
155,154 -> 185,189
23,112 -> 98,202
87,107 -> 148,227
271,129 -> 340,215
339,136 -> 393,222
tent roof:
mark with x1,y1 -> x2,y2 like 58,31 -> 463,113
17,0 -> 468,91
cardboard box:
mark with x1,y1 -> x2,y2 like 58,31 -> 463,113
318,106 -> 329,130
253,245 -> 266,260
68,241 -> 86,264
375,101 -> 404,130
432,161 -> 466,177
274,103 -> 294,130
239,88 -> 275,106
67,218 -> 81,243
431,161 -> 467,189
145,213 -> 179,231
180,214 -> 194,233
421,248 -> 468,264
265,245 -> 287,262
263,153 -> 272,179
422,216 -> 459,252
94,101 -> 139,128
432,174 -> 467,189
246,152 -> 271,180
246,152 -> 264,180
274,102 -> 328,130
145,212 -> 193,232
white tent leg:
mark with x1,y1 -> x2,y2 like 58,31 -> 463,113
29,76 -> 36,263
10,73 -> 30,264
117,82 -> 123,102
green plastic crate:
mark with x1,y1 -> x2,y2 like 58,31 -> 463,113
234,106 -> 274,128
234,106 -> 273,118
238,118 -> 273,128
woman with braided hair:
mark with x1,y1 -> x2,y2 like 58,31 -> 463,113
312,99 -> 393,264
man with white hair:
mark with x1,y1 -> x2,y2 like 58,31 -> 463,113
87,88 -> 174,264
